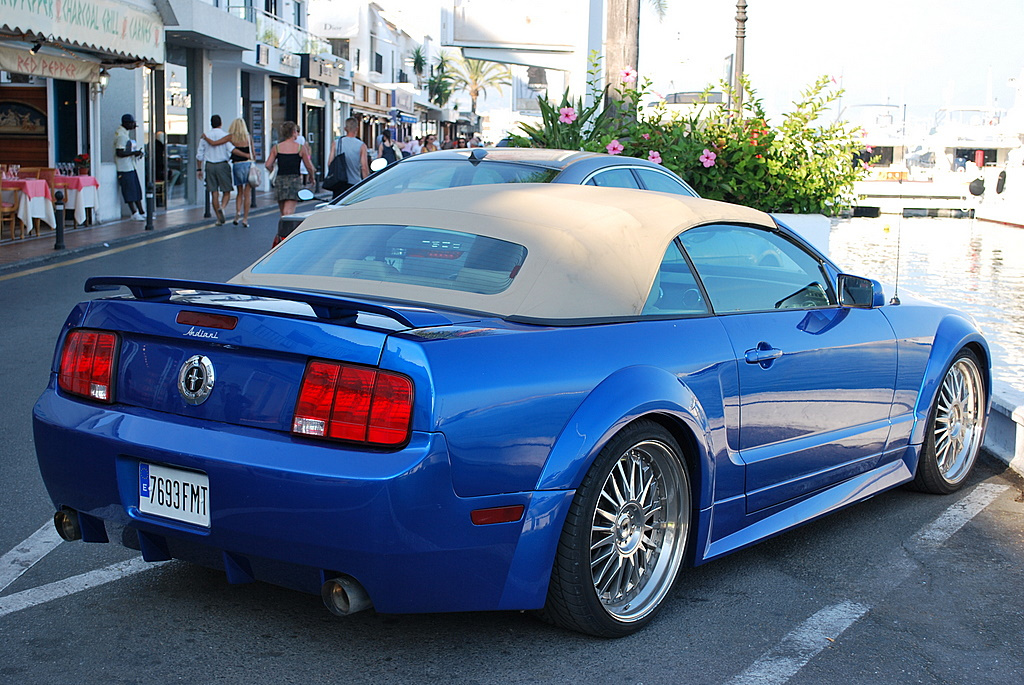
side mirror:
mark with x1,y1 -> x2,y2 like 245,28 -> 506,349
838,274 -> 885,308
296,188 -> 314,201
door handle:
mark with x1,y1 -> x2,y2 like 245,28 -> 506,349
745,342 -> 783,367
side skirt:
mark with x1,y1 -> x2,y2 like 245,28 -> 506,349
697,449 -> 917,564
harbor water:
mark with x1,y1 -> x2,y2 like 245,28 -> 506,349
830,216 -> 1024,395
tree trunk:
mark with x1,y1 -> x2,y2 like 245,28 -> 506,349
605,0 -> 640,101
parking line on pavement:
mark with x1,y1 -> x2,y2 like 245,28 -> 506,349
0,557 -> 165,618
726,482 -> 1010,685
730,601 -> 870,685
0,522 -> 63,594
912,482 -> 1006,552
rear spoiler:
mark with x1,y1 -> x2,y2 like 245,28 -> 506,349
84,276 -> 453,329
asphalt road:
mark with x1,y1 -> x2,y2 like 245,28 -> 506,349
1,211 -> 1022,684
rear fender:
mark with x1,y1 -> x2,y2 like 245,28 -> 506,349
909,314 -> 991,446
535,365 -> 714,507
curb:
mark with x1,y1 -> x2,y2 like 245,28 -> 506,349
983,382 -> 1024,481
0,203 -> 282,277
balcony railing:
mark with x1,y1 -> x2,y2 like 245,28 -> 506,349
227,4 -> 331,56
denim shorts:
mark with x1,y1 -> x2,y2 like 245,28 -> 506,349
232,161 -> 252,187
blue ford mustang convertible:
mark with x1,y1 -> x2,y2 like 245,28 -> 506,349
34,185 -> 990,637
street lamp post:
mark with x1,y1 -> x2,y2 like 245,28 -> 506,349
734,0 -> 748,114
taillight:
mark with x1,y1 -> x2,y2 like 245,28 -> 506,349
58,329 -> 118,403
293,360 -> 413,447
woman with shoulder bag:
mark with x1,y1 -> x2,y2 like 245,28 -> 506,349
265,121 -> 316,218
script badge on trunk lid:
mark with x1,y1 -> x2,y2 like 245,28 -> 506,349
178,355 -> 215,405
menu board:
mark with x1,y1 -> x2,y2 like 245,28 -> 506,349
250,102 -> 265,162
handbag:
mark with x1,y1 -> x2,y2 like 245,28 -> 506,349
322,139 -> 347,192
247,163 -> 262,188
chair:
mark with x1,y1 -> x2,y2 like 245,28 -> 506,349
36,167 -> 58,184
0,181 -> 24,240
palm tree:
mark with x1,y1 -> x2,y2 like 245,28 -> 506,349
410,46 -> 427,87
448,58 -> 513,115
605,0 -> 667,97
427,52 -> 455,108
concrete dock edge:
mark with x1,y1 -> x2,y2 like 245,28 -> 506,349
984,382 -> 1024,478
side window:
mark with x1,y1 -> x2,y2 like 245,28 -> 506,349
634,168 -> 698,197
585,168 -> 640,189
679,224 -> 835,313
642,241 -> 709,316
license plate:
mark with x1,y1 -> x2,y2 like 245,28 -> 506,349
139,463 -> 210,527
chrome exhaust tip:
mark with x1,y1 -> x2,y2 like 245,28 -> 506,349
321,575 -> 372,616
54,508 -> 82,541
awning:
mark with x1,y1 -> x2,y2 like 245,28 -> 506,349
0,44 -> 102,83
1,0 -> 164,64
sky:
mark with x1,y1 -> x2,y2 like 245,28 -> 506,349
638,0 -> 1024,125
380,0 -> 1024,126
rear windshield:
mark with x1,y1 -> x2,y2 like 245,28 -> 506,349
337,160 -> 559,205
252,224 -> 528,295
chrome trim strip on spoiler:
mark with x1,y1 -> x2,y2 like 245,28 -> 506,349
84,276 -> 454,329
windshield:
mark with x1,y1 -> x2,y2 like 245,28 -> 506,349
337,160 -> 560,206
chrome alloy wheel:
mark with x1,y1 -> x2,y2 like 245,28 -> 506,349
589,439 -> 689,622
933,357 -> 985,485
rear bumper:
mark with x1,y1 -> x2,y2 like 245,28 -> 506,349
33,387 -> 568,613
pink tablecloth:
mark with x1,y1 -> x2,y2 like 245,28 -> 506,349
55,174 -> 99,192
5,178 -> 55,232
54,175 -> 99,225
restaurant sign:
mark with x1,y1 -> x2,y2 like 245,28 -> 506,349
0,44 -> 102,82
0,0 -> 164,64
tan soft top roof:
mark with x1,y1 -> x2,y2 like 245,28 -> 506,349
233,184 -> 776,321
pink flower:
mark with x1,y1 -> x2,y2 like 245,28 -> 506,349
641,133 -> 650,140
699,148 -> 717,168
620,67 -> 637,84
648,150 -> 662,164
606,139 -> 624,155
558,107 -> 578,124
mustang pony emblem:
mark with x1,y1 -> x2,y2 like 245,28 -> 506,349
178,355 -> 215,405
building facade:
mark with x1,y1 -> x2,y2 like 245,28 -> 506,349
1,0 -> 448,224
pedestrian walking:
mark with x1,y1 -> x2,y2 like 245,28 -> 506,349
196,115 -> 233,225
113,113 -> 145,220
326,117 -> 370,200
202,118 -> 254,226
376,130 -> 399,167
265,121 -> 316,217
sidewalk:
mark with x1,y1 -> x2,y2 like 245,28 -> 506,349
0,189 -> 282,275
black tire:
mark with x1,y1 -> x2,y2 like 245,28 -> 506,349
539,420 -> 691,637
910,348 -> 987,494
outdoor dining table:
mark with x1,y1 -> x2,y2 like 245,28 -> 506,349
54,174 -> 100,226
4,177 -> 55,234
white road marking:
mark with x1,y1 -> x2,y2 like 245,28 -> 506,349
727,482 -> 1010,685
0,557 -> 165,618
730,601 -> 870,685
0,522 -> 63,593
912,482 -> 1007,552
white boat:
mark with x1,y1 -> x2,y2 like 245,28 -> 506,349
851,105 -> 1021,217
974,152 -> 1024,228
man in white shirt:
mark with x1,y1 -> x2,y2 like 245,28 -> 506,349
113,113 -> 145,220
196,114 -> 233,225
